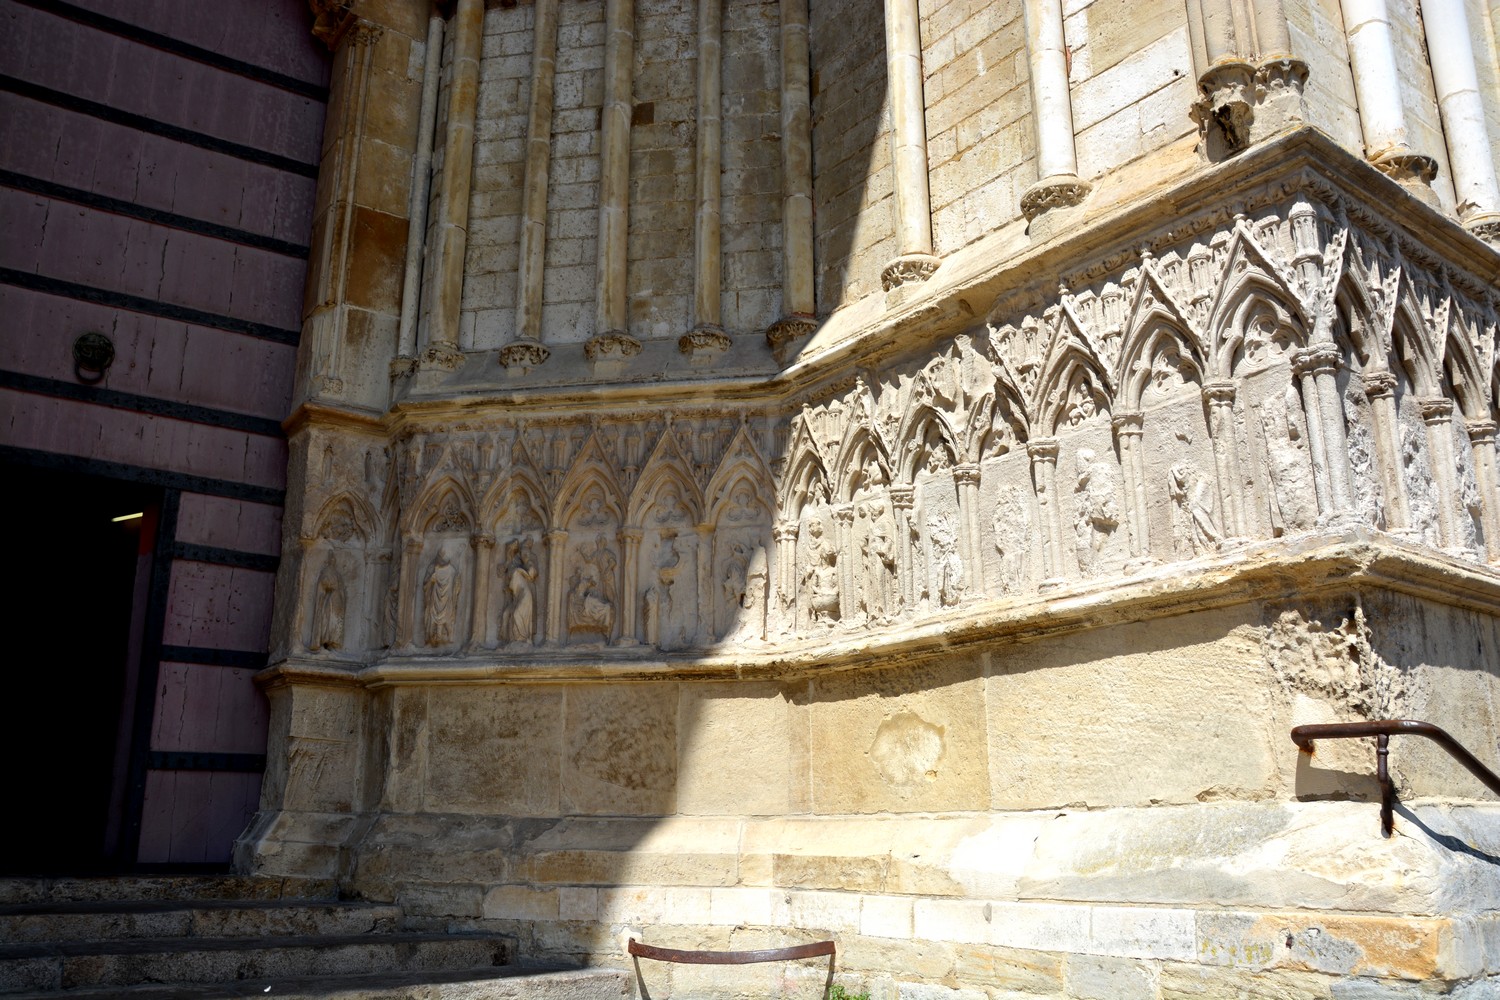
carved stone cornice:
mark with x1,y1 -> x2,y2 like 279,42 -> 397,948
585,330 -> 643,360
880,253 -> 942,292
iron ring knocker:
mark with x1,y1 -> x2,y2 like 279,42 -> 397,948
73,331 -> 115,384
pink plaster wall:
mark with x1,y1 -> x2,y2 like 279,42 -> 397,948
163,561 -> 276,653
176,494 -> 283,556
1,0 -> 326,868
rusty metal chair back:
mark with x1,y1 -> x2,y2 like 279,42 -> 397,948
627,937 -> 837,998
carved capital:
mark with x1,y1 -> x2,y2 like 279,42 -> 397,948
620,527 -> 644,544
1372,150 -> 1438,186
1292,344 -> 1340,376
678,325 -> 732,356
773,522 -> 800,542
422,341 -> 465,372
1027,438 -> 1059,463
880,253 -> 942,292
1465,419 -> 1497,445
833,505 -> 855,526
1202,381 -> 1237,405
308,0 -> 355,48
499,339 -> 551,370
1253,57 -> 1309,98
473,533 -> 496,549
1111,411 -> 1144,437
1020,175 -> 1092,222
584,330 -> 642,360
545,529 -> 569,544
1191,60 -> 1256,157
766,315 -> 818,358
1418,397 -> 1454,423
1464,214 -> 1500,246
388,355 -> 419,380
1362,371 -> 1397,399
952,463 -> 982,487
887,486 -> 915,510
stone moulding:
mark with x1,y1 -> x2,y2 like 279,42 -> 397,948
259,536 -> 1500,687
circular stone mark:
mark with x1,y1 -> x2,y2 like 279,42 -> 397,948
869,711 -> 945,792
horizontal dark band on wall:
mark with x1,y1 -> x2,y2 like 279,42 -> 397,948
1,170 -> 311,259
0,370 -> 286,438
147,751 -> 267,773
14,0 -> 330,102
0,268 -> 302,346
0,75 -> 320,179
159,645 -> 269,670
170,541 -> 280,573
0,445 -> 285,505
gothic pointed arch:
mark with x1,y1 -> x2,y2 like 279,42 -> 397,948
310,490 -> 377,543
1209,229 -> 1309,376
552,431 -> 626,528
1035,346 -> 1113,435
895,403 -> 959,482
1118,319 -> 1205,411
402,475 -> 477,536
778,412 -> 832,515
705,424 -> 773,525
832,422 -> 892,502
629,428 -> 704,527
1119,259 -> 1207,387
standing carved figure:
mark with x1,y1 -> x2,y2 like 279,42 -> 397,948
1259,390 -> 1315,535
992,485 -> 1031,593
1072,449 -> 1120,576
858,500 -> 898,621
928,511 -> 964,607
310,556 -> 346,650
1168,464 -> 1222,556
719,542 -> 750,636
800,519 -> 840,624
642,535 -> 681,647
423,549 -> 461,646
568,535 -> 617,641
500,539 -> 538,645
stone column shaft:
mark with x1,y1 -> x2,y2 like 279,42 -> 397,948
1203,383 -> 1245,537
1419,398 -> 1460,549
1340,0 -> 1429,177
1291,354 -> 1333,518
888,487 -> 914,613
395,14 -> 444,371
428,0 -> 483,360
1028,439 -> 1065,584
1466,419 -> 1500,561
1363,372 -> 1411,532
1019,0 -> 1089,221
621,528 -> 643,643
591,0 -> 638,355
953,465 -> 984,595
880,0 -> 940,289
773,521 -> 798,625
512,0 -> 561,355
695,523 -> 713,643
779,0 -> 815,318
693,0 -> 723,333
834,506 -> 855,621
1112,413 -> 1148,557
469,534 -> 495,648
1421,0 -> 1500,236
545,529 -> 569,645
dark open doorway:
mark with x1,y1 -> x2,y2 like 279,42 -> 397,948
0,462 -> 160,873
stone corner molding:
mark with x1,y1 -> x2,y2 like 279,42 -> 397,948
1020,175 -> 1091,222
585,330 -> 643,360
679,326 -> 732,357
498,340 -> 552,370
881,253 -> 942,292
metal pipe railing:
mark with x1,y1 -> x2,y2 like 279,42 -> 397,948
1290,719 -> 1500,836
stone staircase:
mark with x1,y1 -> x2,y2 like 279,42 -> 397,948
0,877 -> 628,999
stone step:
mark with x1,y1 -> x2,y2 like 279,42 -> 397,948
0,899 -> 401,944
0,877 -> 334,907
0,932 -> 513,994
0,966 -> 630,1000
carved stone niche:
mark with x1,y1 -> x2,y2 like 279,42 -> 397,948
709,478 -> 773,644
635,483 -> 700,651
489,486 -> 546,649
1130,332 -> 1219,563
410,491 -> 474,652
301,495 -> 373,657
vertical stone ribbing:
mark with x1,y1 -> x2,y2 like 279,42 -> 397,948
879,0 -> 940,292
1420,0 -> 1500,240
681,0 -> 730,356
394,13 -> 444,378
426,0 -> 484,368
1339,0 -> 1436,188
1019,0 -> 1088,224
587,0 -> 641,360
502,0 -> 560,369
767,0 -> 816,359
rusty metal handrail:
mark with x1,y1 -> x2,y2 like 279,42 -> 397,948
628,938 -> 837,997
1290,719 -> 1500,836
